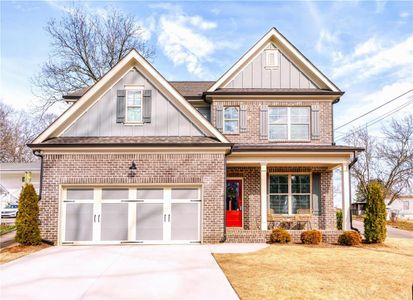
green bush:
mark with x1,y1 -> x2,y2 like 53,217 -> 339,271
336,210 -> 343,230
270,228 -> 291,244
15,184 -> 41,245
338,231 -> 362,246
364,181 -> 387,243
300,230 -> 322,245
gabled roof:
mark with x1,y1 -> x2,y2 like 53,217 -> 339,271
33,50 -> 229,144
208,27 -> 341,92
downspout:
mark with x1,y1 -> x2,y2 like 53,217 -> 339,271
348,151 -> 359,232
33,150 -> 43,201
220,147 -> 233,243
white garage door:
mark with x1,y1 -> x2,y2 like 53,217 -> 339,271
61,187 -> 201,245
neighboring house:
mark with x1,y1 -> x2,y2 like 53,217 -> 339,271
386,196 -> 413,220
28,28 -> 362,245
0,162 -> 41,209
351,200 -> 367,216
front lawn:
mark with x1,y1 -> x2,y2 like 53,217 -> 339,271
214,238 -> 413,299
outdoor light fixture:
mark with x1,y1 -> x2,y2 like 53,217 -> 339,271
128,161 -> 137,177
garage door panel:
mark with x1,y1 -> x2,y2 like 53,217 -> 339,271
63,187 -> 200,244
137,189 -> 163,200
102,189 -> 129,200
171,188 -> 199,200
101,203 -> 128,241
136,203 -> 163,240
171,203 -> 199,241
65,203 -> 93,241
66,189 -> 94,200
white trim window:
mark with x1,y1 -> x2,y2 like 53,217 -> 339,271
223,107 -> 239,134
268,107 -> 310,141
126,89 -> 143,123
269,174 -> 311,215
403,201 -> 409,211
265,49 -> 279,68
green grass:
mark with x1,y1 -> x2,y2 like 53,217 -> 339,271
0,224 -> 16,235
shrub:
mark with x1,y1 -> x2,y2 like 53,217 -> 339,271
270,228 -> 291,244
364,181 -> 387,243
300,230 -> 322,245
336,210 -> 343,230
338,231 -> 362,246
15,184 -> 41,245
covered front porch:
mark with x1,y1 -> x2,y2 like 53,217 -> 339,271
224,147 -> 358,242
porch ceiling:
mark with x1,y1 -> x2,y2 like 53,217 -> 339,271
227,151 -> 355,169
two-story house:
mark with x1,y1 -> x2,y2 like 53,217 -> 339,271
28,28 -> 362,245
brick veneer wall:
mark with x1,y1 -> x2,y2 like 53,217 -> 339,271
226,166 -> 335,231
211,99 -> 333,144
226,228 -> 343,244
40,152 -> 225,244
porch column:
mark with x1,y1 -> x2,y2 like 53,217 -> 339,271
261,163 -> 268,230
341,163 -> 351,230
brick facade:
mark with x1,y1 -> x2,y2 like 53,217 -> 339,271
226,166 -> 335,231
40,152 -> 226,244
211,99 -> 333,145
226,228 -> 342,244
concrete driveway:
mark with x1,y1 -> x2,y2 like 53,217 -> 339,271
0,245 -> 240,300
353,220 -> 413,239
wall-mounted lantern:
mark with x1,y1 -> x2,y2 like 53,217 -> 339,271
128,161 -> 137,177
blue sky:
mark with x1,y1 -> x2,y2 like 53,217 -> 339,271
1,0 -> 412,138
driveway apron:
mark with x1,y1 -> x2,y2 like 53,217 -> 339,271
0,245 -> 239,300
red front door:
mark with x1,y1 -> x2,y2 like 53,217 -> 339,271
226,179 -> 243,227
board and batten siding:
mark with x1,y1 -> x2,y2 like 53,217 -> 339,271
63,69 -> 204,137
225,43 -> 317,89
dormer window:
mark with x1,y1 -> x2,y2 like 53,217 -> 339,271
223,107 -> 239,134
265,49 -> 279,68
125,88 -> 143,123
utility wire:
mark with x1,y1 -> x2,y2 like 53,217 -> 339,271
334,89 -> 413,131
335,98 -> 413,141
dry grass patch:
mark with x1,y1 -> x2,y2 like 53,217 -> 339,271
0,243 -> 49,264
387,220 -> 413,232
214,238 -> 413,300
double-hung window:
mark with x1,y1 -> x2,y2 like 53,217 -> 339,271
223,107 -> 239,134
268,107 -> 310,141
126,89 -> 143,123
269,174 -> 311,215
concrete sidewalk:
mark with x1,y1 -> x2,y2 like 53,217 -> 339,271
0,245 -> 240,300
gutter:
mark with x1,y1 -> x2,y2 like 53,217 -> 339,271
32,150 -> 54,245
348,151 -> 359,232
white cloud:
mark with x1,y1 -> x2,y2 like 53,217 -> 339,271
332,35 -> 413,81
316,30 -> 339,53
353,37 -> 382,57
400,12 -> 411,18
158,15 -> 217,78
153,5 -> 228,78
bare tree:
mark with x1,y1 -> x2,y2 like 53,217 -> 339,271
346,114 -> 413,204
33,8 -> 155,112
0,102 -> 56,163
